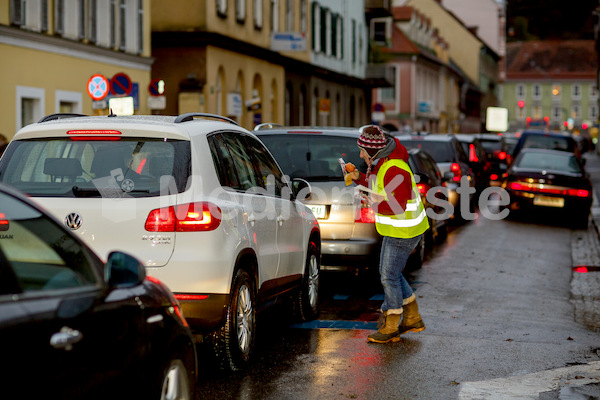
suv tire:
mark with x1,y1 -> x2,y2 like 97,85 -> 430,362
206,269 -> 256,371
293,241 -> 320,322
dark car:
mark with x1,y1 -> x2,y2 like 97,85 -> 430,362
476,133 -> 511,185
394,133 -> 476,221
502,149 -> 593,229
0,183 -> 197,399
455,134 -> 492,193
511,130 -> 581,160
406,147 -> 449,265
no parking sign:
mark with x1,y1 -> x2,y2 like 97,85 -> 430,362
110,73 -> 133,96
87,74 -> 109,101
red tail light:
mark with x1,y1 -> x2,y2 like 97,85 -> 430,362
0,213 -> 8,231
67,130 -> 122,141
356,207 -> 376,223
416,183 -> 428,195
497,151 -> 507,160
567,189 -> 590,197
145,202 -> 222,232
450,163 -> 461,182
509,182 -> 590,197
469,144 -> 479,162
174,294 -> 209,301
490,174 -> 499,181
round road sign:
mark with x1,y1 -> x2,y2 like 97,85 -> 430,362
87,74 -> 110,101
110,72 -> 133,96
149,79 -> 165,96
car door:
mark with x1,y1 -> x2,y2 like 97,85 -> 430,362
244,135 -> 307,279
0,191 -> 145,398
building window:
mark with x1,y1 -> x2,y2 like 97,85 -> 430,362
55,90 -> 82,114
88,0 -> 97,43
533,105 -> 542,119
236,0 -> 246,23
17,86 -> 45,130
589,104 -> 598,121
590,85 -> 598,100
331,13 -> 337,57
78,0 -> 86,40
119,0 -> 126,50
335,15 -> 343,60
254,0 -> 262,29
551,84 -> 561,99
516,105 -> 526,120
137,0 -> 143,53
300,0 -> 307,33
10,0 -> 24,26
271,0 -> 279,33
41,0 -> 49,32
321,7 -> 329,56
55,0 -> 64,35
516,83 -> 525,99
532,84 -> 541,100
312,2 -> 320,53
286,0 -> 293,31
551,105 -> 561,120
217,0 -> 227,18
110,0 -> 116,48
359,24 -> 364,64
572,104 -> 581,119
351,19 -> 356,63
572,84 -> 581,100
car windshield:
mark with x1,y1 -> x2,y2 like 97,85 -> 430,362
398,140 -> 454,163
479,139 -> 503,153
515,151 -> 582,174
0,138 -> 191,197
522,134 -> 572,152
257,134 -> 368,180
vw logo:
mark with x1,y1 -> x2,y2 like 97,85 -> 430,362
65,213 -> 83,230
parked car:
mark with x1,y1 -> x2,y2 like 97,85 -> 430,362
406,147 -> 449,259
502,149 -> 593,229
394,133 -> 476,221
0,182 -> 196,399
455,134 -> 492,193
511,130 -> 581,160
254,125 -> 427,272
0,112 -> 321,371
475,133 -> 511,186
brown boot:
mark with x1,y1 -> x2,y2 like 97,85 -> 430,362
367,311 -> 402,343
399,295 -> 425,335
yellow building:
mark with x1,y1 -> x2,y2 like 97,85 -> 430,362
0,0 -> 153,140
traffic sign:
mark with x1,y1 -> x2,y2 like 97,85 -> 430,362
149,79 -> 165,96
87,74 -> 109,101
110,73 -> 133,96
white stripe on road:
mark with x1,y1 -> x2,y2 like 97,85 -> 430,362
459,361 -> 600,399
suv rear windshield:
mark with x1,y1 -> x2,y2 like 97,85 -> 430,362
257,134 -> 368,180
521,134 -> 574,152
397,140 -> 454,163
0,138 -> 191,197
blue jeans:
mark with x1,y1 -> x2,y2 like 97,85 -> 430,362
379,235 -> 422,312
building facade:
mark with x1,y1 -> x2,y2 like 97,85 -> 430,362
0,0 -> 153,139
151,0 -> 371,129
503,40 -> 598,134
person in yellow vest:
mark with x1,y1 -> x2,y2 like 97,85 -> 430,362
346,125 -> 430,343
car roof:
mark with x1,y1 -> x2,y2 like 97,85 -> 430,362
12,113 -> 250,141
516,148 -> 577,156
521,130 -> 572,137
395,133 -> 457,142
253,126 -> 363,138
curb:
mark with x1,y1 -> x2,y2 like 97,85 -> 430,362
571,191 -> 600,268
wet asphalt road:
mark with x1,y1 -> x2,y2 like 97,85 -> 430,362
193,152 -> 600,400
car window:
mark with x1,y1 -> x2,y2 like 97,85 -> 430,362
257,133 -> 367,180
222,133 -> 262,191
208,133 -> 240,189
418,152 -> 442,181
0,192 -> 100,292
398,140 -> 454,163
522,134 -> 573,152
515,152 -> 582,174
0,139 -> 191,197
243,135 -> 287,197
479,139 -> 504,153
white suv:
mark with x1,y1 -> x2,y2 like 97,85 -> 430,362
0,112 -> 321,371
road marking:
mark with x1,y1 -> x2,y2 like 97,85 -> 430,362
459,361 -> 600,399
291,320 -> 378,330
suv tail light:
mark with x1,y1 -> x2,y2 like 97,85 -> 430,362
145,202 -> 222,232
355,206 -> 375,223
0,213 -> 8,231
450,162 -> 461,182
508,182 -> 590,197
416,183 -> 428,195
468,144 -> 479,162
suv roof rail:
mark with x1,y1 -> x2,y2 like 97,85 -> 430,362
254,123 -> 283,131
38,113 -> 88,123
174,112 -> 239,126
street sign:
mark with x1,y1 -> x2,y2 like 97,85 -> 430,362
110,73 -> 133,96
149,79 -> 165,96
486,107 -> 508,132
87,74 -> 109,101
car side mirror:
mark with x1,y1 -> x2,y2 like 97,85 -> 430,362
291,178 -> 312,200
105,251 -> 145,288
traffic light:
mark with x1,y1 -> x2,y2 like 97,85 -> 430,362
517,100 -> 525,108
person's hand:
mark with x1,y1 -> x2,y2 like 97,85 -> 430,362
367,192 -> 386,205
345,163 -> 360,180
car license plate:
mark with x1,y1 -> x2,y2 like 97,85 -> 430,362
309,205 -> 326,219
533,195 -> 564,208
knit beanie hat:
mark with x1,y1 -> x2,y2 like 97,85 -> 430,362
358,125 -> 387,157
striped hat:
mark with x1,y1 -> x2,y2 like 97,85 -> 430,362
357,125 -> 387,154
